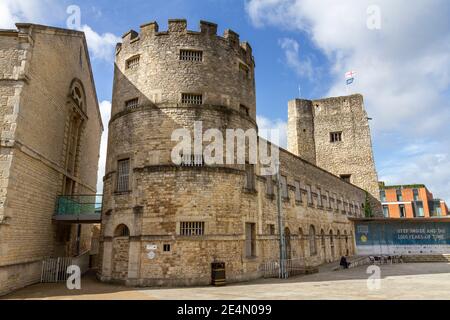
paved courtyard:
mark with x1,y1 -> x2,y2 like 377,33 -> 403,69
3,263 -> 450,300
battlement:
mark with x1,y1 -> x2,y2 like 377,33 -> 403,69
289,94 -> 365,117
117,19 -> 253,60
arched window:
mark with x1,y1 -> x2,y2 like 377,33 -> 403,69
309,225 -> 317,256
63,80 -> 86,194
70,79 -> 86,112
337,230 -> 341,256
321,229 -> 325,249
114,224 -> 130,237
298,227 -> 304,257
284,227 -> 291,259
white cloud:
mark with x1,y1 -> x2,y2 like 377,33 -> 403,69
279,37 -> 313,79
96,100 -> 111,194
82,25 -> 121,62
0,0 -> 119,63
257,115 -> 288,149
247,0 -> 450,202
0,0 -> 62,29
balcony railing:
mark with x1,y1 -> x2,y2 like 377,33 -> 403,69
54,195 -> 103,223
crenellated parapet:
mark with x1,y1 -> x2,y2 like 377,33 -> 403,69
116,19 -> 254,67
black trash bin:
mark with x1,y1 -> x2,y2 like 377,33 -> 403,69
211,262 -> 226,286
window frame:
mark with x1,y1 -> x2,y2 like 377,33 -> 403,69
181,93 -> 203,105
116,158 -> 131,193
125,98 -> 139,110
330,131 -> 343,143
179,221 -> 205,236
180,49 -> 203,62
125,55 -> 141,70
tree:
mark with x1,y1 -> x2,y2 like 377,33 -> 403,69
364,191 -> 374,218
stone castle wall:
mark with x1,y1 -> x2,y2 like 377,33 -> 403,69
100,20 -> 370,286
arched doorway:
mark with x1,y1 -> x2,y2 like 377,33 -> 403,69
284,227 -> 291,259
298,228 -> 304,257
337,230 -> 341,257
309,225 -> 317,257
112,224 -> 130,280
329,230 -> 335,261
344,230 -> 349,256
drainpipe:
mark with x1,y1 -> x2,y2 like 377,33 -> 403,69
276,160 -> 287,279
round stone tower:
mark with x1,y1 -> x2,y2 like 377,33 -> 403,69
99,20 -> 259,286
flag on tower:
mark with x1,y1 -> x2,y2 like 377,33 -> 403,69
345,70 -> 356,85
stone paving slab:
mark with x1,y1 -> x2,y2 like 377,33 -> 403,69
3,263 -> 450,300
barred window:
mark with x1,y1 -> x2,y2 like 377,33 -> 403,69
117,159 -> 130,192
180,153 -> 204,167
126,55 -> 140,69
181,93 -> 203,105
180,49 -> 203,62
330,131 -> 343,143
125,98 -> 139,110
180,222 -> 205,236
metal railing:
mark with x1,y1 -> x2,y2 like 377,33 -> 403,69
260,258 -> 306,279
41,251 -> 90,283
54,195 -> 102,222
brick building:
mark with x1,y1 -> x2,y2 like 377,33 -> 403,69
379,183 -> 449,218
98,20 -> 381,286
0,24 -> 102,295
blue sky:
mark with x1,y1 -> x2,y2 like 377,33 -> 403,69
2,0 -> 450,203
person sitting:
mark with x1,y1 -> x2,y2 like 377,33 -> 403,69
340,256 -> 351,269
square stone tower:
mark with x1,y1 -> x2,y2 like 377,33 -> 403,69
288,94 -> 380,201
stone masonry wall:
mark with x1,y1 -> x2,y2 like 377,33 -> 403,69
100,20 -> 373,286
0,25 -> 102,295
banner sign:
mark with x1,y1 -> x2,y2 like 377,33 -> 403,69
354,221 -> 450,255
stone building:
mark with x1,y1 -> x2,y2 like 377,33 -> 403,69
0,24 -> 102,295
99,19 -> 381,286
287,95 -> 380,201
